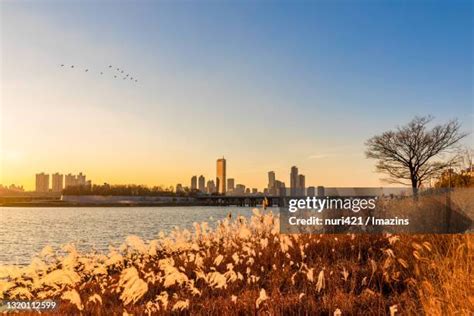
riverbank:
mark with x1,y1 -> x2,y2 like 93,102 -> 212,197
0,195 -> 204,207
1,211 -> 471,315
0,195 -> 268,207
0,201 -> 214,207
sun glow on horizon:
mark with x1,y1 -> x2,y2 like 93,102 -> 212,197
1,1 -> 472,191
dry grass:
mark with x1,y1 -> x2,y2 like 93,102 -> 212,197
379,189 -> 473,234
0,209 -> 472,315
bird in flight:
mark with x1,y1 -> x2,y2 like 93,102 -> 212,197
59,63 -> 138,84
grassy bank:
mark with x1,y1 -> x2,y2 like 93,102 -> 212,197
0,210 -> 472,315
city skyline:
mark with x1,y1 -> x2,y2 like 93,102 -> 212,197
33,171 -> 91,193
27,158 -> 316,195
1,1 -> 472,190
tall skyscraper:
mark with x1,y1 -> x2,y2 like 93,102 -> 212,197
216,157 -> 226,194
191,176 -> 197,191
290,166 -> 299,196
35,173 -> 49,193
307,186 -> 316,196
52,173 -> 64,193
227,178 -> 235,193
298,174 -> 305,195
198,175 -> 205,192
268,171 -> 276,195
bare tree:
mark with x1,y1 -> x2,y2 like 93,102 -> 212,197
460,147 -> 473,172
365,116 -> 468,195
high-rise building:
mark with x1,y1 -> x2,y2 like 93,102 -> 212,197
276,180 -> 286,196
216,157 -> 226,194
290,166 -> 299,196
298,174 -> 305,195
64,173 -> 90,189
198,175 -> 206,192
307,186 -> 315,196
52,173 -> 64,193
268,171 -> 276,195
207,180 -> 216,194
191,176 -> 197,191
176,183 -> 183,193
35,173 -> 49,193
317,186 -> 325,197
235,184 -> 245,195
252,188 -> 258,195
227,178 -> 235,192
77,173 -> 86,186
65,174 -> 76,188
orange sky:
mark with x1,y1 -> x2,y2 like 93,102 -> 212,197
1,2 -> 472,191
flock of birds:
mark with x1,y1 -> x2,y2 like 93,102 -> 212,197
60,64 -> 138,83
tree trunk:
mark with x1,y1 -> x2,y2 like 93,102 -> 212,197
411,175 -> 419,200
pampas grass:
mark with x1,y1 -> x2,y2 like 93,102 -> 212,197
0,209 -> 472,315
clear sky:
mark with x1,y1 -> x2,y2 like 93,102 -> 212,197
1,0 -> 472,190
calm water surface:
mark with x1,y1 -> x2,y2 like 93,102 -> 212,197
0,206 -> 276,265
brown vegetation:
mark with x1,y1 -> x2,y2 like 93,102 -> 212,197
0,210 -> 472,315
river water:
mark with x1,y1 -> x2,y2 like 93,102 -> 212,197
0,206 -> 275,265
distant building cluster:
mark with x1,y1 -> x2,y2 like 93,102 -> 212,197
266,171 -> 286,196
265,167 -> 320,197
0,184 -> 25,195
31,158 -> 327,197
176,157 -> 261,196
176,158 -> 321,197
35,172 -> 91,193
31,159 -> 327,196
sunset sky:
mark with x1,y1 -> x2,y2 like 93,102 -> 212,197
1,0 -> 472,190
